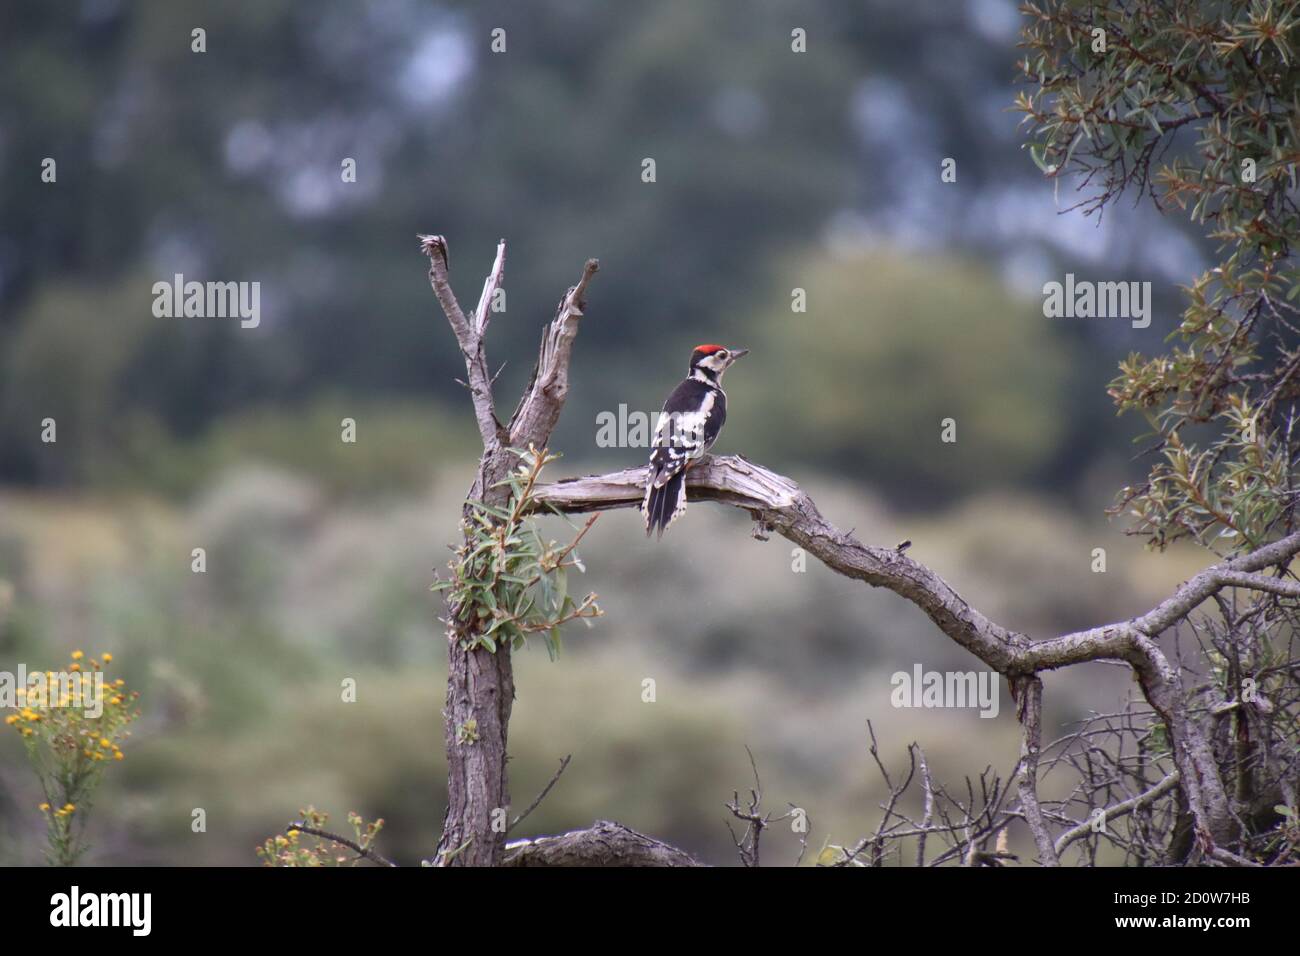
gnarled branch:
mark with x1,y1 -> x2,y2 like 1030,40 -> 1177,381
1013,676 -> 1057,866
503,820 -> 704,867
533,454 -> 1300,857
1053,772 -> 1181,858
421,235 -> 505,449
508,257 -> 600,446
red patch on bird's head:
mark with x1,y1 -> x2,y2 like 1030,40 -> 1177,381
692,344 -> 725,354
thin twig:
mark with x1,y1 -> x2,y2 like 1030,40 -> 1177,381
287,822 -> 397,868
509,755 -> 573,835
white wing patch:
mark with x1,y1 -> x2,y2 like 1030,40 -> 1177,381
650,390 -> 716,487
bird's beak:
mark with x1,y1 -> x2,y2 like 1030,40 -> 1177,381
729,348 -> 750,362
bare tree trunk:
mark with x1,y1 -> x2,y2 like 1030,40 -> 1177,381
420,236 -> 597,866
437,588 -> 518,865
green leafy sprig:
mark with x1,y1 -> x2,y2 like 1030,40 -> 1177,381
433,446 -> 601,659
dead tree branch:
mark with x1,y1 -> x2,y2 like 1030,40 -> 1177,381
503,820 -> 704,867
1013,676 -> 1058,865
508,755 -> 572,835
533,454 -> 1300,855
1053,771 -> 1181,858
722,746 -> 804,867
421,235 -> 505,449
285,822 -> 397,868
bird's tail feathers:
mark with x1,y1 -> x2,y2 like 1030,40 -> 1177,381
644,468 -> 688,538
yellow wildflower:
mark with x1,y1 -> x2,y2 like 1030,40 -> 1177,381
71,651 -> 84,661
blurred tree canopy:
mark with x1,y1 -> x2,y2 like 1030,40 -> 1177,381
732,249 -> 1075,497
0,0 -> 1204,503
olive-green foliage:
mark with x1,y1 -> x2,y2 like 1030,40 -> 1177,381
730,250 -> 1074,497
1018,0 -> 1300,550
0,277 -> 158,485
433,448 -> 600,658
115,397 -> 479,499
1017,1 -> 1300,865
0,272 -> 477,496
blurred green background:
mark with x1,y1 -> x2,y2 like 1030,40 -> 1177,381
0,0 -> 1213,865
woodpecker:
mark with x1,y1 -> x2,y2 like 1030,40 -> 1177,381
643,344 -> 749,537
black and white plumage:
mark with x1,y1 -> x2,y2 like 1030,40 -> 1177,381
643,344 -> 749,537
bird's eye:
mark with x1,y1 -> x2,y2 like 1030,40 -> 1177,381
717,350 -> 728,358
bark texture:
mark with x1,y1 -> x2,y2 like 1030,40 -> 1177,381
504,821 -> 704,867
